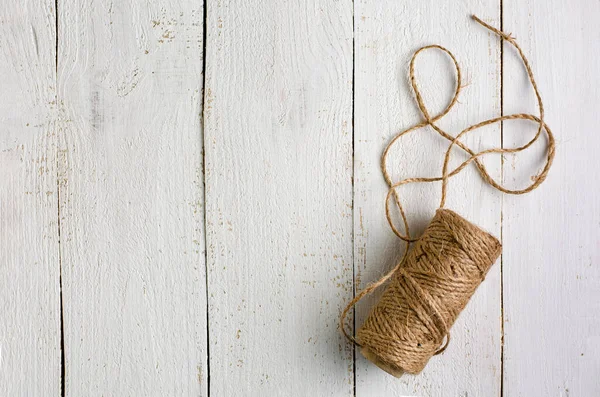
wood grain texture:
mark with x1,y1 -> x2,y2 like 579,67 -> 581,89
203,0 -> 354,395
353,2 -> 502,395
502,1 -> 600,395
57,0 -> 207,395
0,0 -> 61,395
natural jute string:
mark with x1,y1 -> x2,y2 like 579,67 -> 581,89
339,16 -> 555,376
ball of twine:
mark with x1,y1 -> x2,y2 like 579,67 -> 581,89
359,208 -> 501,375
340,16 -> 555,376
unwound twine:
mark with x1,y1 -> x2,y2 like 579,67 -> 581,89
339,16 -> 555,375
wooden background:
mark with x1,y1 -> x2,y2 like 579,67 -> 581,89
1,0 -> 598,395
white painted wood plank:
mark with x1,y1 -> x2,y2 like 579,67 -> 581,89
57,1 -> 207,395
354,2 -> 502,394
502,2 -> 600,395
0,1 -> 61,395
204,1 -> 354,395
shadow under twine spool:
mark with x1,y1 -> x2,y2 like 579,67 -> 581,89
340,15 -> 555,377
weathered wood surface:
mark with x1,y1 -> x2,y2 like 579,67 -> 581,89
204,0 -> 354,395
1,0 -> 598,395
0,0 -> 61,395
354,2 -> 502,395
502,0 -> 600,395
56,0 -> 207,395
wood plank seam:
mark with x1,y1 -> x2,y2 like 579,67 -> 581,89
500,1 -> 505,396
201,0 -> 211,395
351,1 -> 357,396
54,0 -> 66,395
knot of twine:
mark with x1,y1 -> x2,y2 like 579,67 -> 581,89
339,16 -> 555,374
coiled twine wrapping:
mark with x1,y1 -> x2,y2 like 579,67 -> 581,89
357,209 -> 501,375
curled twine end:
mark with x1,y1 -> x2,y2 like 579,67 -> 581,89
340,14 -> 555,369
472,14 -> 515,41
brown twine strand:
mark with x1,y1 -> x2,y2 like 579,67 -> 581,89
339,15 -> 555,374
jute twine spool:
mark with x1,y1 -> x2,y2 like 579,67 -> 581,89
340,16 -> 555,377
